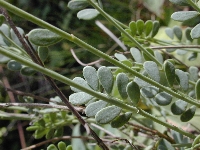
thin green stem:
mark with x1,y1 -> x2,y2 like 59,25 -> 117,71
86,0 -> 162,67
0,1 -> 199,106
0,46 -> 196,139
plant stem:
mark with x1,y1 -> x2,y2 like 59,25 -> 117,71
87,0 -> 162,67
0,46 -> 196,139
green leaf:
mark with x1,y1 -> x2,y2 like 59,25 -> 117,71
77,9 -> 99,20
69,92 -> 93,105
66,145 -> 73,150
46,128 -> 55,139
171,99 -> 188,115
111,112 -> 132,128
175,69 -> 189,91
37,46 -> 49,62
145,20 -> 153,36
165,28 -> 174,39
143,61 -> 160,82
7,60 -> 22,71
151,21 -> 160,38
85,100 -> 107,117
54,127 -> 64,137
163,60 -> 175,87
140,86 -> 159,98
27,29 -> 63,46
173,26 -> 182,40
187,52 -> 197,61
189,66 -> 198,81
116,73 -> 129,99
185,27 -> 193,42
58,141 -> 67,150
47,144 -> 58,150
142,48 -> 154,61
130,47 -> 143,63
129,21 -> 137,36
97,66 -> 114,94
95,105 -> 121,124
83,66 -> 99,91
20,66 -> 36,76
191,23 -> 200,39
195,79 -> 200,100
143,0 -> 164,17
70,77 -> 91,92
34,128 -> 46,139
171,11 -> 199,22
176,49 -> 187,55
136,19 -> 144,35
169,0 -> 188,6
126,81 -> 140,106
154,51 -> 163,64
114,53 -> 127,61
67,0 -> 88,10
180,105 -> 196,122
155,92 -> 172,106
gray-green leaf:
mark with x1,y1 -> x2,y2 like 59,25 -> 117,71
155,92 -> 172,106
70,77 -> 91,92
171,11 -> 199,22
97,66 -> 114,94
171,99 -> 188,115
143,61 -> 160,82
126,81 -> 140,106
95,106 -> 121,124
180,105 -> 196,122
77,9 -> 99,20
175,69 -> 189,91
111,112 -> 132,128
140,86 -> 159,98
165,28 -> 174,39
195,79 -> 200,100
116,73 -> 129,99
27,29 -> 63,46
69,92 -> 93,105
163,60 -> 175,87
67,0 -> 88,10
85,100 -> 107,117
191,23 -> 200,39
130,47 -> 143,63
173,26 -> 182,40
83,66 -> 99,91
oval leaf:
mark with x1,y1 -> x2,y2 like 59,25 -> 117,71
95,105 -> 121,124
10,27 -> 24,47
114,53 -> 127,61
126,81 -> 140,106
143,61 -> 160,82
28,29 -> 63,46
77,9 -> 99,20
155,92 -> 172,106
171,11 -> 199,22
189,66 -> 199,81
70,77 -> 91,92
85,100 -> 107,117
20,66 -> 36,76
173,26 -> 182,40
171,99 -> 188,115
151,21 -> 160,38
163,60 -> 175,87
165,28 -> 174,39
83,66 -> 99,91
185,27 -> 193,42
195,79 -> 200,100
154,51 -> 163,64
116,73 -> 129,99
129,21 -> 137,36
191,23 -> 200,39
136,19 -> 144,35
130,47 -> 143,63
7,60 -> 22,71
67,0 -> 88,10
69,92 -> 93,105
175,69 -> 189,91
145,20 -> 153,36
111,112 -> 132,128
140,86 -> 159,98
180,105 -> 196,122
58,141 -> 67,150
97,66 -> 114,94
169,0 -> 188,6
187,52 -> 197,61
38,46 -> 49,62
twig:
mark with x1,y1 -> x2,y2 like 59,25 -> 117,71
127,122 -> 175,144
95,20 -> 127,51
70,48 -> 104,66
0,7 -> 109,150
